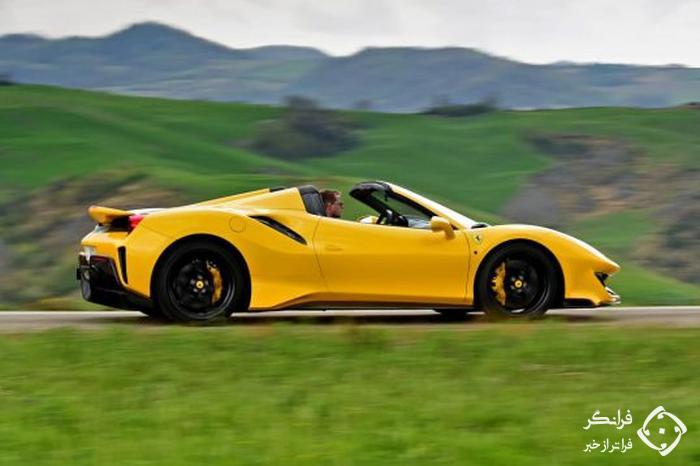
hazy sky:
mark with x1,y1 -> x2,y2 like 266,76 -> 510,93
1,0 -> 699,66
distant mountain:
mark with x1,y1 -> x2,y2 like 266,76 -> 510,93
1,22 -> 699,111
286,48 -> 700,111
0,22 -> 328,103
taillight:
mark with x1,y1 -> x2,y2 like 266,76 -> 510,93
128,214 -> 145,231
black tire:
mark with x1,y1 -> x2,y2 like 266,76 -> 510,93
153,240 -> 248,322
475,242 -> 559,319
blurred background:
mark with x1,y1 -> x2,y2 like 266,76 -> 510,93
3,3 -> 700,466
0,1 -> 699,309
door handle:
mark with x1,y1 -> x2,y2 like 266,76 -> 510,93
326,244 -> 343,252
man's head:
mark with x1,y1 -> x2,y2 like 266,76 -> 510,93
320,189 -> 344,218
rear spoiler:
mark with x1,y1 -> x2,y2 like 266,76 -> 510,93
88,205 -> 134,225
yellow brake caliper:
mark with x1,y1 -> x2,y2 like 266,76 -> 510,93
207,262 -> 223,304
490,262 -> 507,306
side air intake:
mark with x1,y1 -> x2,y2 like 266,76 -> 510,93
251,216 -> 307,245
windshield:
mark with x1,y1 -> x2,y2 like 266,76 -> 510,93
368,190 -> 433,229
390,185 -> 477,229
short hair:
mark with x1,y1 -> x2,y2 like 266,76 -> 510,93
320,189 -> 340,206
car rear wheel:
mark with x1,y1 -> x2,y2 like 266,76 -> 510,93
154,240 -> 248,322
476,243 -> 559,319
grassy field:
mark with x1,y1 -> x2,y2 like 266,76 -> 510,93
0,325 -> 698,465
1,84 -> 699,306
3,85 -> 698,207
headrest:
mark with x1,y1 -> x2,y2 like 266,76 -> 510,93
298,185 -> 326,216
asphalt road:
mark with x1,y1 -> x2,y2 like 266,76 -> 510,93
0,307 -> 699,331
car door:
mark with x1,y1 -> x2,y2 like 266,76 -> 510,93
313,217 -> 470,304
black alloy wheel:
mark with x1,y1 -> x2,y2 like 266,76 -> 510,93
476,243 -> 559,319
154,240 -> 247,322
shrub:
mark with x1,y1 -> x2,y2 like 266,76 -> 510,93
422,97 -> 497,117
247,96 -> 360,159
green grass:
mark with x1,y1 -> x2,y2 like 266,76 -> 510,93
1,84 -> 699,306
0,325 -> 699,465
608,263 -> 700,306
567,210 -> 656,258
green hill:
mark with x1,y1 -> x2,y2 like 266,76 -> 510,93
0,85 -> 698,308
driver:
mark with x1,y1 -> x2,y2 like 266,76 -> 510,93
320,189 -> 344,218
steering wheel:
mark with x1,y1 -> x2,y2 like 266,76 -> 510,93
377,209 -> 393,225
377,209 -> 409,227
394,213 -> 409,227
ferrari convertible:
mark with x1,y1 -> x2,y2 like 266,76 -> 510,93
77,181 -> 620,321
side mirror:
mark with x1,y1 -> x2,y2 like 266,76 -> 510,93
430,216 -> 454,239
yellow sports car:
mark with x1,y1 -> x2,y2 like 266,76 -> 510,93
77,181 -> 620,321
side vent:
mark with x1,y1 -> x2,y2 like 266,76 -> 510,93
251,216 -> 307,245
117,246 -> 128,283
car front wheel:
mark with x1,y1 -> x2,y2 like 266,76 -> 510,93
476,243 -> 559,319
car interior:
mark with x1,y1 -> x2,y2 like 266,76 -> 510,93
297,182 -> 436,229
